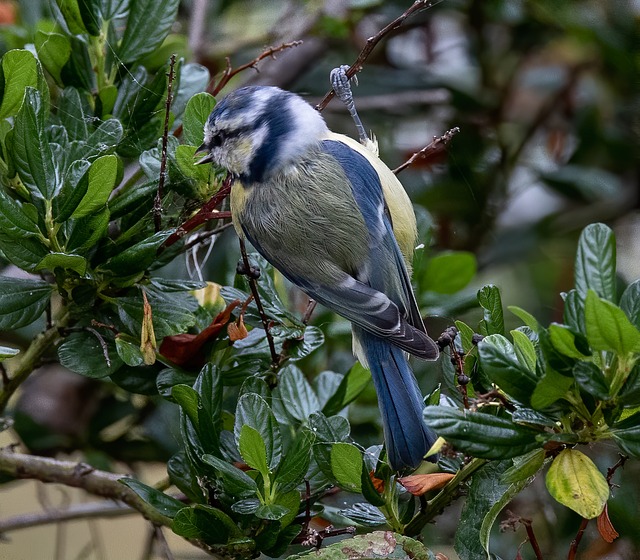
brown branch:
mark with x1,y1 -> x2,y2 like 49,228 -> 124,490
238,238 -> 279,366
0,450 -> 172,528
211,41 -> 304,96
568,518 -> 589,560
606,454 -> 627,486
522,518 -> 544,560
154,54 -> 178,232
393,128 -> 460,175
0,501 -> 135,534
316,0 -> 443,112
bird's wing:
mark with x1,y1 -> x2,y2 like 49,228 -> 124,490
238,140 -> 437,359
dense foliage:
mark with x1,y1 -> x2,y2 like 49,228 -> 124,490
0,1 -> 637,559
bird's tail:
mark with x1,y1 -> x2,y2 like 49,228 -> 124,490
354,326 -> 437,471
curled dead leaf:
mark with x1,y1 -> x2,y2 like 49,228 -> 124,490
228,315 -> 248,341
398,473 -> 455,496
597,503 -> 619,543
369,470 -> 385,493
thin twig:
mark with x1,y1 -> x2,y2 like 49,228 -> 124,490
0,501 -> 135,534
85,327 -> 111,368
316,0 -> 443,112
160,175 -> 233,250
238,238 -> 279,365
154,54 -> 178,232
567,518 -> 589,560
182,222 -> 234,253
301,299 -> 317,325
606,454 -> 627,486
522,518 -> 544,560
393,128 -> 460,175
211,41 -> 304,96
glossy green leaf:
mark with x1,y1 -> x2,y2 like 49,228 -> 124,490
618,364 -> 640,406
422,407 -> 540,459
231,498 -> 260,515
239,425 -> 269,477
202,454 -> 258,498
339,503 -> 386,527
35,32 -> 71,85
78,119 -> 124,161
35,253 -> 88,275
58,331 -> 122,378
548,323 -> 590,358
0,233 -> 49,271
545,449 -> 608,519
114,336 -> 145,367
0,50 -> 41,119
563,289 -> 586,335
56,0 -> 88,34
172,384 -> 200,431
235,393 -> 282,469
193,363 -> 222,453
610,412 -> 640,457
119,477 -> 183,518
478,334 -> 537,403
275,429 -> 315,493
501,449 -> 546,484
77,0 -> 102,35
0,190 -> 41,238
172,505 -> 240,544
255,504 -> 289,521
12,88 -> 60,200
322,362 -> 371,416
276,365 -> 320,422
573,361 -> 609,400
99,230 -> 173,274
422,251 -> 477,294
331,442 -> 362,492
0,277 -> 52,329
510,329 -> 536,373
531,368 -> 574,409
477,285 -> 504,335
72,155 -> 118,217
508,305 -> 540,332
118,0 -> 180,64
273,489 -> 300,528
585,290 -> 640,355
66,208 -> 110,252
183,92 -> 216,146
620,280 -> 640,331
575,223 -> 616,302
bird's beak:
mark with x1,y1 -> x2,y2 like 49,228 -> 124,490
195,144 -> 214,165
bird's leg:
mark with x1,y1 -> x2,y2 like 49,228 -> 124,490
330,65 -> 368,145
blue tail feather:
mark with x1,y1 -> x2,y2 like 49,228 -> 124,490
354,327 -> 437,470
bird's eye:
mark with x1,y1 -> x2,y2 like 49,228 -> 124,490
210,132 -> 225,148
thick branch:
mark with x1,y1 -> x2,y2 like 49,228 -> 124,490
0,450 -> 172,529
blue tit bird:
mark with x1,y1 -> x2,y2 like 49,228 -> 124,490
196,85 -> 439,470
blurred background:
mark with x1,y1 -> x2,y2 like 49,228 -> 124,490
0,0 -> 638,558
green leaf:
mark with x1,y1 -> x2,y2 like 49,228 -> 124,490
423,407 -> 540,459
0,190 -> 41,238
563,289 -> 586,335
235,393 -> 282,470
66,208 -> 110,252
275,365 -> 320,422
531,368 -> 574,409
78,119 -> 124,161
119,477 -> 183,518
114,336 -> 144,367
99,230 -> 173,274
183,92 -> 216,146
193,363 -> 222,453
77,0 -> 102,35
35,32 -> 71,85
477,285 -> 504,335
231,498 -> 260,515
575,223 -> 616,302
56,0 -> 89,34
202,454 -> 258,498
510,329 -> 537,372
58,331 -> 122,378
0,50 -> 41,119
273,489 -> 300,528
548,323 -> 590,358
0,345 -> 19,360
239,425 -> 269,477
172,505 -> 240,544
118,0 -> 181,64
455,320 -> 475,352
501,449 -> 547,483
620,280 -> 640,331
172,385 -> 200,431
72,155 -> 118,217
422,251 -> 477,294
0,277 -> 52,329
573,361 -> 609,400
322,362 -> 371,417
338,504 -> 386,527
330,442 -> 363,492
35,253 -> 88,275
275,429 -> 315,493
455,460 -> 531,560
508,305 -> 540,332
478,334 -> 538,403
585,290 -> 640,355
545,449 -> 608,518
610,412 -> 640,457
255,504 -> 289,521
0,233 -> 49,271
12,88 -> 60,200
309,412 -> 350,478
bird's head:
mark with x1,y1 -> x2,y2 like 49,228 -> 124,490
196,86 -> 329,183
